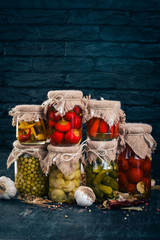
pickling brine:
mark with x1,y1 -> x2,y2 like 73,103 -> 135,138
15,154 -> 48,197
48,162 -> 81,203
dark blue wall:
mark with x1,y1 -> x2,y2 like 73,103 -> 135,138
0,0 -> 160,177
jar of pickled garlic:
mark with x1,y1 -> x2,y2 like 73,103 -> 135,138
43,90 -> 84,146
42,144 -> 83,203
117,123 -> 157,199
7,141 -> 48,197
9,105 -> 47,144
84,99 -> 125,141
85,139 -> 118,202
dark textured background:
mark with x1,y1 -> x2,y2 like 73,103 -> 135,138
0,0 -> 160,179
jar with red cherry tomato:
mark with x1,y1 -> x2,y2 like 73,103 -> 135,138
43,90 -> 84,146
117,123 -> 157,199
85,99 -> 125,141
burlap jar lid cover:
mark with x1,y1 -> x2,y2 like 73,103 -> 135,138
83,98 -> 125,126
41,144 -> 83,176
42,90 -> 84,116
85,138 -> 117,164
9,105 -> 45,127
7,140 -> 48,169
117,123 -> 157,159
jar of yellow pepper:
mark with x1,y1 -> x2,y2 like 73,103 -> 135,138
9,105 -> 47,144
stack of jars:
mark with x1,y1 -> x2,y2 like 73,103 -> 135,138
84,99 -> 124,202
7,90 -> 84,203
7,91 -> 157,204
8,105 -> 49,197
41,90 -> 84,203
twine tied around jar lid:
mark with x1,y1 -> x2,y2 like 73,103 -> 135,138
41,142 -> 85,176
9,105 -> 46,126
85,139 -> 118,165
117,123 -> 157,159
83,97 -> 126,126
7,140 -> 48,169
42,90 -> 84,116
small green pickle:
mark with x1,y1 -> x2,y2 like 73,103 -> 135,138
86,157 -> 118,202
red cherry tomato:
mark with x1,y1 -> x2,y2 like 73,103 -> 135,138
48,110 -> 61,121
48,119 -> 56,128
129,156 -> 144,168
64,111 -> 76,121
118,150 -> 126,161
71,115 -> 82,129
127,168 -> 143,184
118,158 -> 129,172
50,131 -> 63,144
64,129 -> 81,144
118,172 -> 128,191
55,119 -> 71,132
73,105 -> 82,115
143,159 -> 151,176
126,183 -> 136,193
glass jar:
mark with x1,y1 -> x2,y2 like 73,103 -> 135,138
48,162 -> 81,203
117,145 -> 151,199
41,144 -> 83,203
117,123 -> 157,199
87,117 -> 120,141
85,99 -> 123,141
47,106 -> 82,145
17,119 -> 47,144
9,105 -> 47,144
43,90 -> 84,146
15,153 -> 48,197
85,140 -> 118,203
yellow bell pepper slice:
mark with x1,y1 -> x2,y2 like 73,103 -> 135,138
18,121 -> 36,129
36,134 -> 45,140
31,127 -> 37,137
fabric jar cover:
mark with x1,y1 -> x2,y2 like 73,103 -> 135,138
41,144 -> 83,176
83,98 -> 125,126
85,138 -> 118,165
117,123 -> 157,159
42,90 -> 84,116
9,105 -> 45,127
7,140 -> 48,169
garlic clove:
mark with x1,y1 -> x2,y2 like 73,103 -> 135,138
74,186 -> 96,207
0,176 -> 17,200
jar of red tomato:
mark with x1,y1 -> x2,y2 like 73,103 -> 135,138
9,105 -> 47,144
85,99 -> 125,141
117,123 -> 157,199
43,90 -> 84,146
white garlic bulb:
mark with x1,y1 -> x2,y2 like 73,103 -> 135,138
0,176 -> 17,200
74,186 -> 96,207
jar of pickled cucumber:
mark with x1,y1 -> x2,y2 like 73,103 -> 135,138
42,90 -> 84,146
84,99 -> 125,141
117,123 -> 157,199
85,139 -> 118,203
42,144 -> 83,203
9,105 -> 47,144
7,141 -> 48,197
